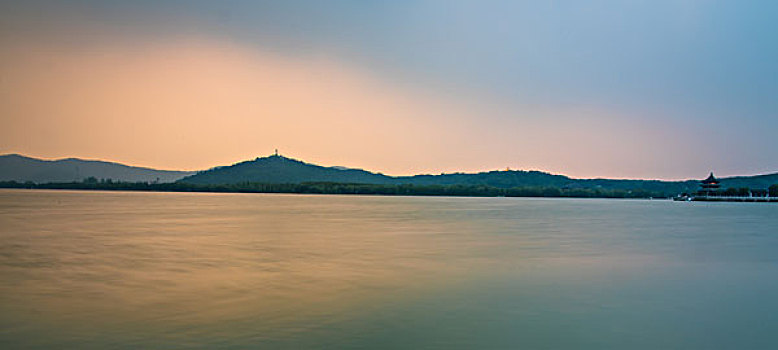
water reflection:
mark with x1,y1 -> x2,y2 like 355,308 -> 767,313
1,190 -> 778,349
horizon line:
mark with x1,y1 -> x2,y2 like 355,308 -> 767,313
2,152 -> 774,182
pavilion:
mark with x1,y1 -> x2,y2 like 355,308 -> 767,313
698,172 -> 721,196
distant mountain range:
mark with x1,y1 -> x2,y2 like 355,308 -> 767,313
180,154 -> 778,195
3,153 -> 776,195
0,154 -> 194,183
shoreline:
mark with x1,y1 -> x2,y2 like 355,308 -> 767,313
691,196 -> 778,203
0,181 -> 668,200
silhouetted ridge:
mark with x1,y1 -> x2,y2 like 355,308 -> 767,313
181,154 -> 595,189
181,155 -> 394,185
179,154 -> 777,195
0,154 -> 194,183
3,153 -> 776,196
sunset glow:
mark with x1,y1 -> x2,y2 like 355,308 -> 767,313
2,1 -> 776,179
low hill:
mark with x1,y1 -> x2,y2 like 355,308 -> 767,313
179,154 -> 776,196
5,153 -> 772,196
398,170 -> 573,188
0,154 -> 194,183
719,173 -> 778,190
181,155 -> 395,185
181,155 -> 577,188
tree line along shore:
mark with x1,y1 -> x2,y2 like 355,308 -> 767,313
1,180 -> 678,199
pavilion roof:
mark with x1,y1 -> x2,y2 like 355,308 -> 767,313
701,172 -> 719,184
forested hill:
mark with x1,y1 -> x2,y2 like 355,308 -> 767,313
180,155 -> 582,188
718,173 -> 778,190
181,155 -> 767,196
3,153 -> 775,197
180,155 -> 395,185
0,154 -> 194,183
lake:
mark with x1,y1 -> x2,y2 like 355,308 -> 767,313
1,189 -> 777,349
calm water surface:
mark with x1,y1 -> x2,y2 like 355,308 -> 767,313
1,189 -> 777,349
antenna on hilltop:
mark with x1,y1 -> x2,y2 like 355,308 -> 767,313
275,149 -> 279,156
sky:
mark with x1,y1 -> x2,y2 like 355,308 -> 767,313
1,1 -> 776,179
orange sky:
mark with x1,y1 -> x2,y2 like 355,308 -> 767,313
0,36 -> 749,180
1,1 -> 777,180
2,36 -> 709,179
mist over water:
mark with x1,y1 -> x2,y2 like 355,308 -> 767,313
1,189 -> 777,349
